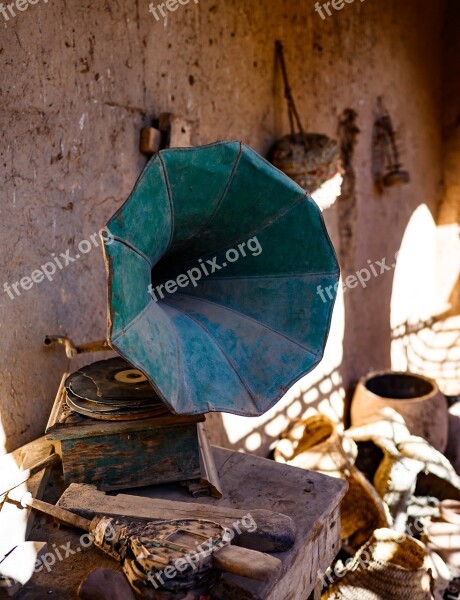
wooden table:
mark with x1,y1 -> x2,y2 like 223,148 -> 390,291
13,446 -> 346,600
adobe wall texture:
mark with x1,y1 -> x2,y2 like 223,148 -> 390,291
0,0 -> 452,453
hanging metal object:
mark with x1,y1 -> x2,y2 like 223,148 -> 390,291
372,97 -> 410,190
102,140 -> 339,417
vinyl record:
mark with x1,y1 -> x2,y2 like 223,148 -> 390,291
64,388 -> 162,414
65,357 -> 162,404
66,377 -> 160,407
65,390 -> 168,421
64,357 -> 170,420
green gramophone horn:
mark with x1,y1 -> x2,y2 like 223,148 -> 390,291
102,141 -> 339,417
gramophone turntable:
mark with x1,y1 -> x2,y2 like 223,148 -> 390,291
45,140 -> 339,497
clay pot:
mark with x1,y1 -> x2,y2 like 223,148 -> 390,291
351,371 -> 448,453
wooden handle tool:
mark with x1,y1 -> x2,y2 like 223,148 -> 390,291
13,493 -> 282,585
212,544 -> 281,580
58,483 -> 296,552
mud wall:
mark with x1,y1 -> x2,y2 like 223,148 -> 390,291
0,0 -> 449,453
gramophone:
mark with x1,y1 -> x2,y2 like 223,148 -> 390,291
45,141 -> 339,496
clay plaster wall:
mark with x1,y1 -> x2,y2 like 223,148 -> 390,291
0,0 -> 451,453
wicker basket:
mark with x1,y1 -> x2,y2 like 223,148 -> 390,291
322,528 -> 433,600
269,133 -> 340,194
269,41 -> 341,195
347,409 -> 460,527
274,414 -> 390,548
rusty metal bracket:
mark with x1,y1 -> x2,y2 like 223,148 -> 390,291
43,336 -> 111,359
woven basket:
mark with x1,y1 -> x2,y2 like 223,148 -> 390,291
274,414 -> 390,547
274,413 -> 356,473
269,133 -> 340,194
347,410 -> 460,527
322,528 -> 433,600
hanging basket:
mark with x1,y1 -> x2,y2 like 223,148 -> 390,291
270,133 -> 340,194
269,41 -> 340,194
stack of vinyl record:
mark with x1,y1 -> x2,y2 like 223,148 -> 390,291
64,357 -> 170,421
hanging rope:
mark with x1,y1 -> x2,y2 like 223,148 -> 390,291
275,40 -> 306,143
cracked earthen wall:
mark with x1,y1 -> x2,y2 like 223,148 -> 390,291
0,0 -> 450,452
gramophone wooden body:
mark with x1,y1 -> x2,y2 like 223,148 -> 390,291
46,375 -> 204,492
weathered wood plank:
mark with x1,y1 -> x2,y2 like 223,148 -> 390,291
57,447 -> 346,599
19,447 -> 346,600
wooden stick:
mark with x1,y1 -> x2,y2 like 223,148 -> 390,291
58,483 -> 297,552
20,494 -> 92,532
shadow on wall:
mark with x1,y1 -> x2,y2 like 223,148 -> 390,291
392,314 -> 460,396
205,366 -> 345,455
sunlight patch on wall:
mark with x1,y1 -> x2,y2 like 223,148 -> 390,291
391,204 -> 438,333
391,205 -> 460,394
